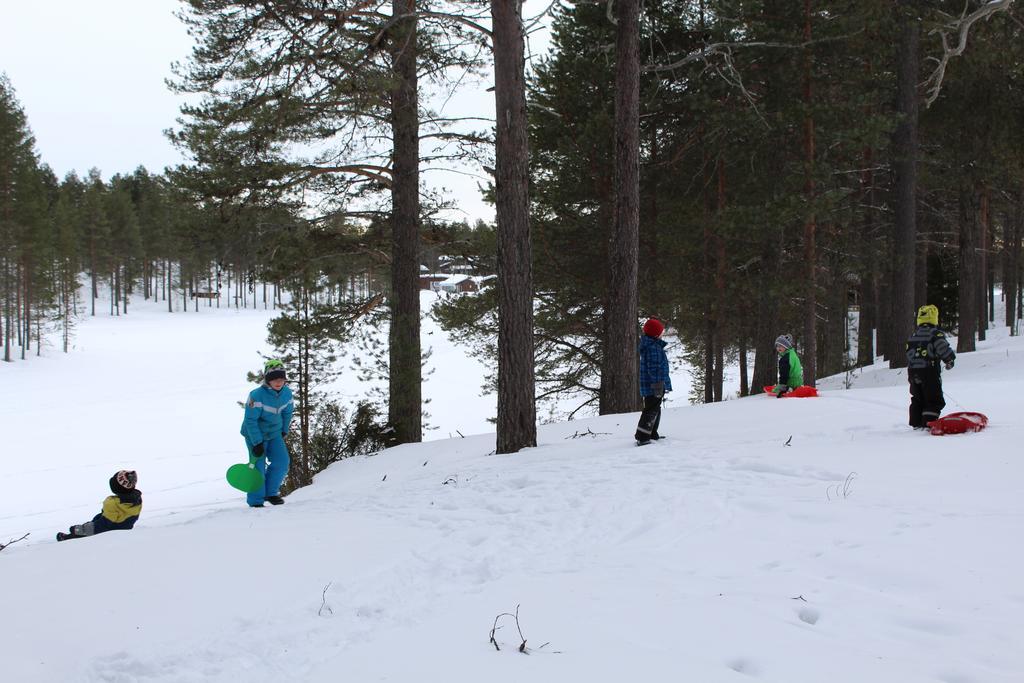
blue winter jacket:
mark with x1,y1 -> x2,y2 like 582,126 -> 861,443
241,383 -> 295,446
638,335 -> 672,397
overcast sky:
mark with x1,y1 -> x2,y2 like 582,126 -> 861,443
0,1 -> 555,224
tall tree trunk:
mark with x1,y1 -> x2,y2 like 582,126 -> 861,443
890,1 -> 918,369
492,0 -> 536,453
858,248 -> 878,366
978,185 -> 989,341
702,148 -> 714,404
713,159 -> 727,402
1,162 -> 8,361
299,287 -> 312,486
983,200 -> 991,325
90,240 -> 97,317
703,316 -> 714,403
801,0 -> 818,386
21,257 -> 29,360
1008,193 -> 1022,335
857,58 -> 877,367
957,186 -> 978,352
752,234 -> 780,393
915,239 -> 928,308
738,335 -> 749,397
388,0 -> 423,445
642,125 -> 660,307
600,0 -> 640,415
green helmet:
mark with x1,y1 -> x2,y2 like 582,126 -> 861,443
263,359 -> 287,382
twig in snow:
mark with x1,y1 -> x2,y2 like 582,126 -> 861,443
784,435 -> 793,447
0,532 -> 29,552
564,428 -> 612,439
826,472 -> 858,501
319,582 -> 334,616
790,594 -> 808,602
489,604 -> 537,653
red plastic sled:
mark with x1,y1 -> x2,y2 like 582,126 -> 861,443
927,412 -> 988,436
763,385 -> 819,398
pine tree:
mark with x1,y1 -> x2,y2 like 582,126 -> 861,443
492,0 -> 537,453
0,75 -> 40,362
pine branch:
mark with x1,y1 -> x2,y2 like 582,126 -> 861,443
923,0 -> 1016,107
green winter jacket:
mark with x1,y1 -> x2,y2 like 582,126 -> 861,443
778,348 -> 803,389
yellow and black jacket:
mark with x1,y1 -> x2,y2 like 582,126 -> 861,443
91,477 -> 142,533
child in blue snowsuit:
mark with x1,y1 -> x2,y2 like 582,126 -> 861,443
635,318 -> 672,445
240,359 -> 295,507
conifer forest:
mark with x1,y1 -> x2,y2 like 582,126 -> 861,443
2,1 -> 1022,467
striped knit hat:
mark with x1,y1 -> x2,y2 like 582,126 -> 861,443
775,334 -> 794,350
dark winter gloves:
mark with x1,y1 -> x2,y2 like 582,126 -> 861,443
650,381 -> 665,398
774,385 -> 789,398
252,443 -> 265,457
944,359 -> 955,370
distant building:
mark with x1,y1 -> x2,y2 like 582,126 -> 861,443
437,255 -> 475,275
419,273 -> 449,291
438,274 -> 475,293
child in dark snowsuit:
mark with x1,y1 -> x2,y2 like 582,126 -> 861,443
772,334 -> 803,397
905,304 -> 956,429
635,318 -> 672,445
56,470 -> 142,541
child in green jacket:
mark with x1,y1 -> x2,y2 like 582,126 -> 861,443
773,334 -> 803,397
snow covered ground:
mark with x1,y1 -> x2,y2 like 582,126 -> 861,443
1,296 -> 1022,682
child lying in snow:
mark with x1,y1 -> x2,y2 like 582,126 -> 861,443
56,470 -> 142,541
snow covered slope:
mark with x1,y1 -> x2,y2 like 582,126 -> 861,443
1,303 -> 1022,682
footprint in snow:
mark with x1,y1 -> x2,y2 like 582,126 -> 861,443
797,606 -> 821,625
726,657 -> 762,676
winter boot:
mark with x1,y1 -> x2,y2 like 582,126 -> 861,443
265,495 -> 285,506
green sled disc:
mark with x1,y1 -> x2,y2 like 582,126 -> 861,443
226,463 -> 264,493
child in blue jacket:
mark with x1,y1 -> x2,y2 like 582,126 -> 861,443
240,359 -> 295,507
635,318 -> 672,445
57,470 -> 142,541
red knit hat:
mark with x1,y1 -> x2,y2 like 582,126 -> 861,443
642,318 -> 665,337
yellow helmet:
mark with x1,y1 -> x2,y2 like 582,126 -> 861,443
916,305 -> 939,326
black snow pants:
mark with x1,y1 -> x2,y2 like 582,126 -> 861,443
909,366 -> 945,428
635,393 -> 663,442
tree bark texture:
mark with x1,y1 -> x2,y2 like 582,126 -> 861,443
738,336 -> 749,397
714,159 -> 727,402
915,239 -> 928,308
857,58 -> 877,367
957,186 -> 978,352
858,248 -> 878,366
889,2 -> 918,369
600,0 -> 640,415
978,185 -> 989,341
388,0 -> 423,444
801,0 -> 818,386
492,0 -> 536,453
1007,195 -> 1022,334
752,235 -> 780,393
